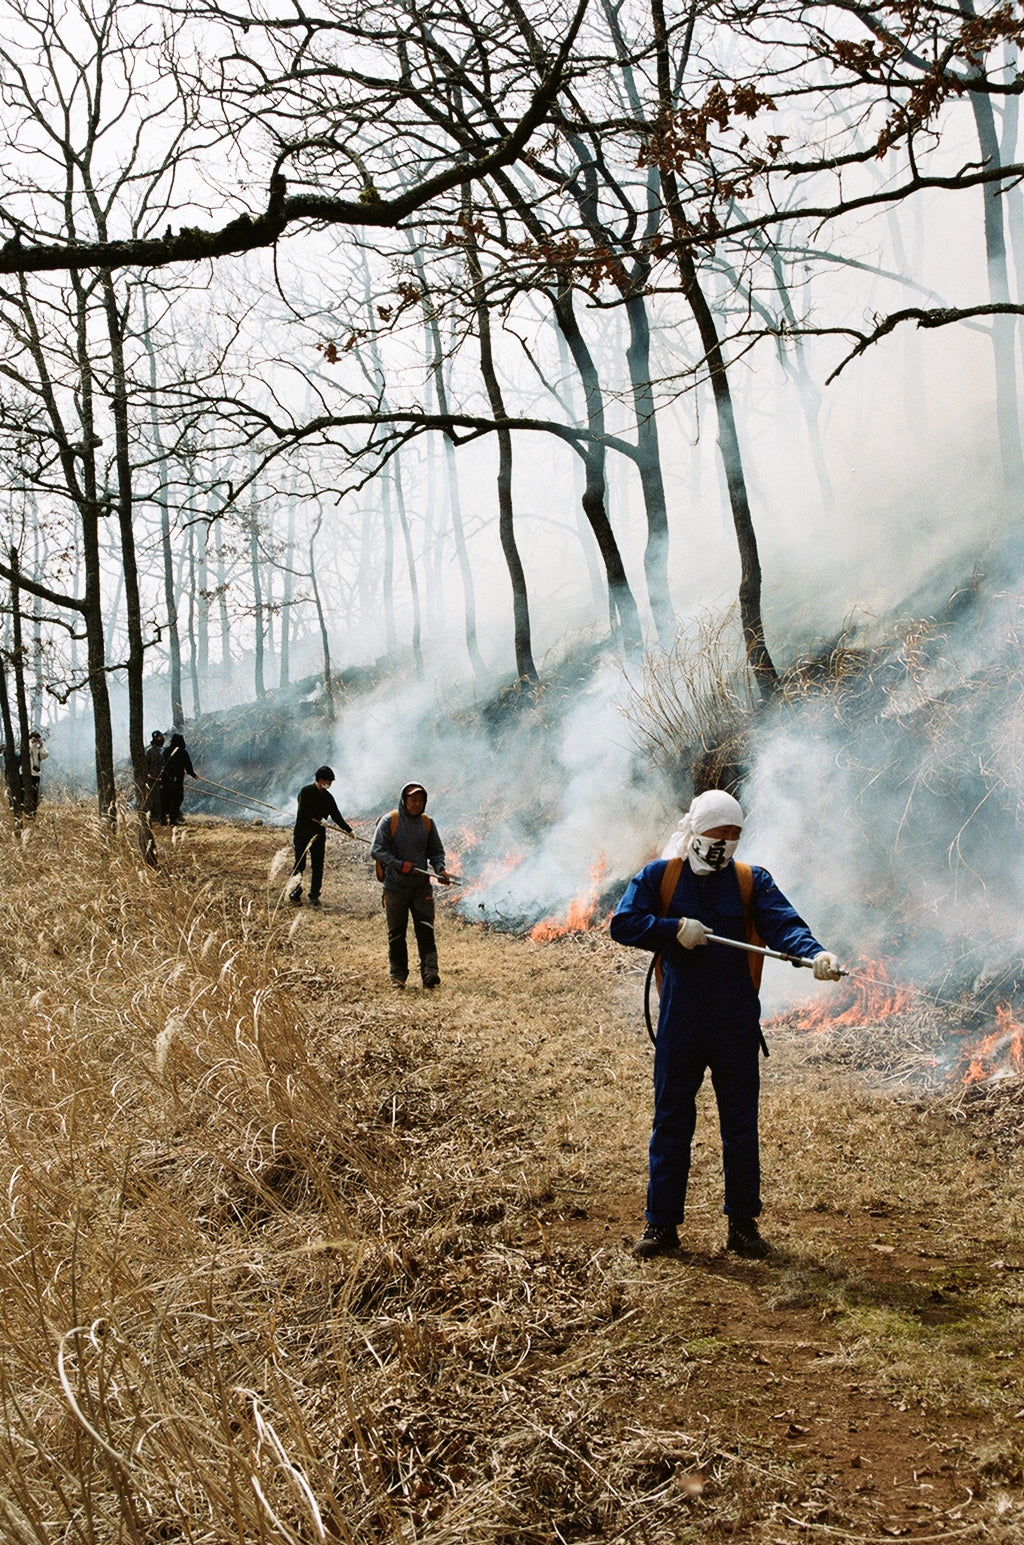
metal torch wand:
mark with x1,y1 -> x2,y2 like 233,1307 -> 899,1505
643,935 -> 848,1048
321,824 -> 372,844
704,932 -> 849,976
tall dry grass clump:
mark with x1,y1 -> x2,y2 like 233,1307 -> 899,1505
621,608 -> 758,792
0,806 -> 415,1541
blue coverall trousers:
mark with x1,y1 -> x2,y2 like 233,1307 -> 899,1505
647,1016 -> 762,1225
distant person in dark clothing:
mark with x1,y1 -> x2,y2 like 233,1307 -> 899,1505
145,730 -> 165,821
289,765 -> 354,907
370,782 -> 451,989
160,732 -> 197,826
24,731 -> 47,811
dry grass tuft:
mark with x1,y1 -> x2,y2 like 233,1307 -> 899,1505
620,608 -> 757,790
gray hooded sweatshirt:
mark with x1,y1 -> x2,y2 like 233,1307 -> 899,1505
370,783 -> 447,895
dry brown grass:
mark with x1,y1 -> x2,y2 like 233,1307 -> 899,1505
0,806 -> 1023,1541
619,608 -> 757,790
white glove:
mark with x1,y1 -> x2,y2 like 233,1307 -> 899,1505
812,951 -> 843,981
676,917 -> 711,949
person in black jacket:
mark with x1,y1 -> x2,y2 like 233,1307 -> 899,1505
160,732 -> 197,825
145,730 -> 165,821
289,765 -> 353,907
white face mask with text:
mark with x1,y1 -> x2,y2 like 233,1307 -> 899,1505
688,833 -> 740,874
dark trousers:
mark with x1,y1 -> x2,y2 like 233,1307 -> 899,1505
383,889 -> 437,982
292,831 -> 326,899
647,1017 -> 762,1225
162,780 -> 185,824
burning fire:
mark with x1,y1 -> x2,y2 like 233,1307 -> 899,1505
443,824 -> 530,903
457,848 -> 526,904
770,953 -> 1024,1092
770,956 -> 915,1033
960,1002 -> 1024,1087
530,856 -> 608,943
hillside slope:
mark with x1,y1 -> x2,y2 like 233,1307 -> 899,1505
0,810 -> 1021,1541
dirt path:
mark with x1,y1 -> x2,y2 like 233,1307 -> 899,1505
167,817 -> 1024,1541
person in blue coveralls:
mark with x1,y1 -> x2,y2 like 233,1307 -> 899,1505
610,789 -> 843,1260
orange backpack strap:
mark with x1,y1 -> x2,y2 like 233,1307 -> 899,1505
653,857 -> 683,992
647,857 -> 769,1054
735,862 -> 765,992
374,810 -> 400,882
654,860 -> 763,993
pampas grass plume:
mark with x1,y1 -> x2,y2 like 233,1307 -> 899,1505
155,1015 -> 186,1078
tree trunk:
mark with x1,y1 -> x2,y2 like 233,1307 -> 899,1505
141,301 -> 184,728
553,282 -> 643,649
103,275 -> 151,843
309,510 -> 335,721
16,271 -> 117,815
249,506 -> 266,699
9,553 -> 32,811
417,263 -> 485,676
280,491 -> 296,688
197,514 -> 209,685
463,196 -> 537,682
553,319 -> 607,617
623,290 -> 674,645
30,512 -> 44,727
360,247 -> 424,673
960,0 -> 1024,491
381,465 -> 397,657
489,166 -> 641,648
214,513 -> 232,693
650,0 -> 779,696
187,524 -> 202,719
0,644 -> 20,810
392,455 -> 424,679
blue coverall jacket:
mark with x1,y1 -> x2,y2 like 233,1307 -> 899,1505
610,858 -> 823,1226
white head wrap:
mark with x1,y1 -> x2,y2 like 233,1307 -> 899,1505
661,789 -> 746,864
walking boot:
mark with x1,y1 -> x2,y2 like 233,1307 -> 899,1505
632,1222 -> 679,1258
726,1218 -> 771,1258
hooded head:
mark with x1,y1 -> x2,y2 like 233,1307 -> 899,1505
663,789 -> 745,873
168,732 -> 185,751
401,782 -> 428,817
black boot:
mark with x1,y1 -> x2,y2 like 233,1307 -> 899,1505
633,1222 -> 679,1258
726,1218 -> 770,1258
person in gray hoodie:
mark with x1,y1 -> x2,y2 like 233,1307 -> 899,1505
370,782 -> 451,988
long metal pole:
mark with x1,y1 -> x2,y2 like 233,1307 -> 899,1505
192,775 -> 285,814
704,931 -> 848,976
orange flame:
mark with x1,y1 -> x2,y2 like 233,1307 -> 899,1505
769,956 -> 915,1034
959,1002 -> 1024,1086
457,847 -> 525,902
530,855 -> 608,943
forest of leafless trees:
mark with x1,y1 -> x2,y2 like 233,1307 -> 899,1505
1,0 -> 1024,814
